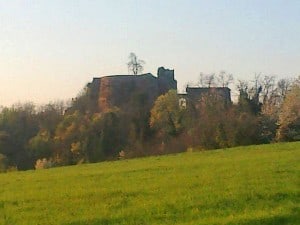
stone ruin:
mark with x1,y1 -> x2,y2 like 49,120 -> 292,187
86,67 -> 231,113
87,67 -> 177,112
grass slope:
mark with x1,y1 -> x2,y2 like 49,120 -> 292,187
0,142 -> 299,225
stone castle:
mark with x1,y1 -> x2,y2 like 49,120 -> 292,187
87,67 -> 177,112
86,67 -> 231,112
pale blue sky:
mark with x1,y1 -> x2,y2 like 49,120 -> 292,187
0,0 -> 299,106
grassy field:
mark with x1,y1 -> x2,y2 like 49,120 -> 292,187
0,142 -> 299,225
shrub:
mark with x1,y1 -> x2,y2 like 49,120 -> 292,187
35,158 -> 54,170
0,153 -> 8,172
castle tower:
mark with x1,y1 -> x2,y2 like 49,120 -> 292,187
157,67 -> 177,95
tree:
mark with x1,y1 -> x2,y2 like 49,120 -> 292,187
277,78 -> 291,99
150,90 -> 185,139
199,73 -> 215,87
69,87 -> 97,114
0,103 -> 39,169
0,153 -> 8,172
37,102 -> 65,134
54,111 -> 89,164
216,71 -> 234,87
127,53 -> 145,75
237,75 -> 263,115
0,131 -> 11,157
276,80 -> 300,141
261,75 -> 276,104
53,108 -> 125,164
259,77 -> 292,142
91,109 -> 124,158
192,90 -> 233,148
28,130 -> 53,161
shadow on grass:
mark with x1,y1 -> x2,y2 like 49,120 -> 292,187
64,212 -> 300,225
63,217 -> 148,225
226,212 -> 299,225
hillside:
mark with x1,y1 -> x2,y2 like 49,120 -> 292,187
0,142 -> 299,225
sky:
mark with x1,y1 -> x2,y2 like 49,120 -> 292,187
0,0 -> 299,106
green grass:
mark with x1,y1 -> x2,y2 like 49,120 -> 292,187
0,142 -> 299,225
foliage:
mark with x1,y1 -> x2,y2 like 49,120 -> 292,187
277,83 -> 300,141
69,87 -> 97,114
0,142 -> 299,224
150,90 -> 185,139
54,110 -> 89,164
89,109 -> 125,159
0,153 -> 8,172
189,90 -> 230,148
34,158 -> 54,170
28,130 -> 53,161
53,108 -> 126,165
236,79 -> 261,115
0,103 -> 39,170
0,102 -> 64,170
37,102 -> 65,134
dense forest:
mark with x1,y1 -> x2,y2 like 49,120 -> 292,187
0,74 -> 299,171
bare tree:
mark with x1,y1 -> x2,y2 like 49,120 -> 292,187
237,80 -> 249,93
261,75 -> 276,104
277,78 -> 291,99
247,73 -> 262,105
217,71 -> 234,87
237,80 -> 249,100
199,73 -> 215,88
199,73 -> 205,87
127,53 -> 145,75
260,76 -> 279,119
206,74 -> 215,88
261,77 -> 293,116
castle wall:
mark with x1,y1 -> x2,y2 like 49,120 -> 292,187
186,87 -> 232,105
87,68 -> 178,113
97,74 -> 160,112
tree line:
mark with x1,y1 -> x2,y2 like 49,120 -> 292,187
0,74 -> 299,171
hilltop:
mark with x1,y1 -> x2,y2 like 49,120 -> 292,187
1,68 -> 298,171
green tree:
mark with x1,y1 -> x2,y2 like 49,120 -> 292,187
0,103 -> 39,169
150,90 -> 185,139
54,108 -> 125,164
0,153 -> 8,172
28,130 -> 53,161
84,109 -> 126,161
0,131 -> 11,158
54,111 -> 89,164
37,102 -> 65,134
